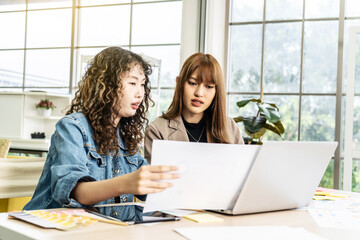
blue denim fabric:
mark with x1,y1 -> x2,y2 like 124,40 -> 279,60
23,112 -> 148,221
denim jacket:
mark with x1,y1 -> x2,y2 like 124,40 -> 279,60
23,112 -> 148,221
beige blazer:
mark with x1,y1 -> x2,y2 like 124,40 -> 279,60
144,115 -> 244,163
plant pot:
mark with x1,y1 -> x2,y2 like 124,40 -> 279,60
37,108 -> 52,117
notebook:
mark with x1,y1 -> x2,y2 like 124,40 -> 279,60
215,141 -> 338,215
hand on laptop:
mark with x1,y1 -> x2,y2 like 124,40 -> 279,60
124,165 -> 180,195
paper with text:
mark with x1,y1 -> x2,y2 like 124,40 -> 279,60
143,140 -> 260,213
174,226 -> 326,240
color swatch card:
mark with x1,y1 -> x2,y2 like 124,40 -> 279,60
8,209 -> 97,230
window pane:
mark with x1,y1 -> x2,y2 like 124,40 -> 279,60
229,24 -> 262,92
353,97 -> 360,152
228,94 -> 259,118
230,0 -> 264,22
28,0 -> 72,9
0,12 -> 25,49
25,49 -> 70,87
0,88 -> 22,92
131,45 -> 180,87
263,22 -> 302,93
345,0 -> 360,17
356,33 -> 360,95
305,0 -> 339,19
134,0 -> 170,2
303,21 -> 338,93
353,160 -> 360,192
149,67 -> 160,87
27,9 -> 72,48
342,20 -> 360,94
132,1 -> 182,45
320,159 -> 334,189
305,0 -> 340,18
75,47 -> 107,86
0,1 -> 26,11
341,95 -> 346,157
79,0 -> 130,6
266,0 -> 302,21
300,96 -> 336,141
25,87 -> 69,94
262,95 -> 299,141
78,5 -> 130,46
0,50 -> 24,87
148,89 -> 174,122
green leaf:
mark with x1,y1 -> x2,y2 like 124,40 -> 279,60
236,98 -> 261,108
243,116 -> 266,134
257,103 -> 280,123
264,102 -> 279,111
236,100 -> 251,108
274,120 -> 285,134
233,116 -> 244,123
264,123 -> 284,140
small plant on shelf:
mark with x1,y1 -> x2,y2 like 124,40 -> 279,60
35,99 -> 56,111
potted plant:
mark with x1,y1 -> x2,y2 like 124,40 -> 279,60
233,89 -> 285,144
35,99 -> 56,117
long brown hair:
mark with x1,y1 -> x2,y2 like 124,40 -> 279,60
163,53 -> 229,143
67,47 -> 152,155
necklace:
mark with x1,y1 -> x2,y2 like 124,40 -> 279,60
186,126 -> 206,142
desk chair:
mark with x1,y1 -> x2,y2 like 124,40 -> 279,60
0,139 -> 11,158
0,155 -> 45,212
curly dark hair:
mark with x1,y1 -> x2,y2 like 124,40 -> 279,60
67,47 -> 152,155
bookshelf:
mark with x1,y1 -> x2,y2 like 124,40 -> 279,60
0,92 -> 71,152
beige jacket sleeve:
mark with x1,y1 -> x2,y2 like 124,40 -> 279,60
144,122 -> 162,164
227,117 -> 244,145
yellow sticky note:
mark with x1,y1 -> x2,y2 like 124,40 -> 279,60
328,193 -> 348,198
314,191 -> 348,198
183,213 -> 223,223
314,191 -> 330,196
312,196 -> 336,201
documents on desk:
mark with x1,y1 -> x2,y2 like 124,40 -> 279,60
305,189 -> 360,229
144,140 -> 260,213
174,226 -> 327,240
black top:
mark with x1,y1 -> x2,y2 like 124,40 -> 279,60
181,115 -> 207,143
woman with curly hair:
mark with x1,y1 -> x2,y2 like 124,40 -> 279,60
24,47 -> 179,221
144,53 -> 244,163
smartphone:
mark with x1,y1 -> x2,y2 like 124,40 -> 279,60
126,211 -> 181,225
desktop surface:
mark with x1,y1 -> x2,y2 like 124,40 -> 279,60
1,201 -> 360,240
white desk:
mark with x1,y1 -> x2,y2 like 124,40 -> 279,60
1,207 -> 360,240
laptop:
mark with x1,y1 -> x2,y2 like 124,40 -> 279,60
215,141 -> 338,215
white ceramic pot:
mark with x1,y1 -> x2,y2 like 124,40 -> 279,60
37,108 -> 52,117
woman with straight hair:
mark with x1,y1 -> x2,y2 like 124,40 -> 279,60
145,53 -> 244,163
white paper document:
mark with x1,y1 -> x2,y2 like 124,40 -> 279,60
143,140 -> 260,213
173,226 -> 326,240
308,208 -> 360,229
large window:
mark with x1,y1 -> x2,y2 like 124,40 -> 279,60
227,0 -> 360,191
0,0 -> 182,121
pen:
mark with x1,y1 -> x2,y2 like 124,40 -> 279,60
84,209 -> 128,226
126,217 -> 181,225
